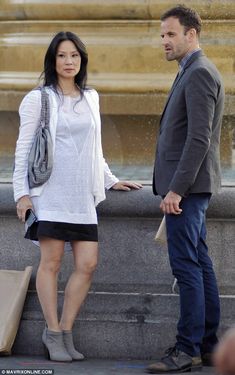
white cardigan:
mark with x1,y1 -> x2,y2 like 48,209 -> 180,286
13,87 -> 119,205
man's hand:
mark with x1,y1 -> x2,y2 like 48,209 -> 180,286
160,191 -> 182,215
111,181 -> 142,191
214,328 -> 235,375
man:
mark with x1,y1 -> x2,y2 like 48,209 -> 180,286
148,5 -> 224,374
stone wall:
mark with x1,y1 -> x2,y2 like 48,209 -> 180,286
0,184 -> 234,358
0,1 -> 234,358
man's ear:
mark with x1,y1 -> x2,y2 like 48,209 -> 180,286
187,28 -> 197,42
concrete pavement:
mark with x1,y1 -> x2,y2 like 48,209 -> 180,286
0,356 -> 214,375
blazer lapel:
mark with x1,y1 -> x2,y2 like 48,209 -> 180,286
159,69 -> 185,124
159,50 -> 204,125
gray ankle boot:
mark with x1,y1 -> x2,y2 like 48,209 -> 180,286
63,330 -> 85,361
42,327 -> 72,362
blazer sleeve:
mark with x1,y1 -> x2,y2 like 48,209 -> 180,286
13,89 -> 41,202
169,67 -> 219,196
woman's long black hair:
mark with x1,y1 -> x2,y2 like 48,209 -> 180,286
42,31 -> 88,92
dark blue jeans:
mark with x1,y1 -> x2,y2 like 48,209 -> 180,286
165,193 -> 220,357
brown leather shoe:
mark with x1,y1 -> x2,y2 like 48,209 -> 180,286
146,347 -> 202,373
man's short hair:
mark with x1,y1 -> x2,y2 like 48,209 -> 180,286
161,4 -> 202,35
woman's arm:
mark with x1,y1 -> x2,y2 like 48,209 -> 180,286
13,89 -> 41,203
104,159 -> 142,191
103,158 -> 119,189
91,88 -> 142,192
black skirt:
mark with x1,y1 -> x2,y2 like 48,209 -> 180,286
25,221 -> 98,242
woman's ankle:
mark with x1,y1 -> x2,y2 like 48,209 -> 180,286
46,323 -> 61,332
59,322 -> 73,332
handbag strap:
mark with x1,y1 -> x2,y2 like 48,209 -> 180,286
40,86 -> 50,128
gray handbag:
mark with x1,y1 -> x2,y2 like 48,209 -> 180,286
28,87 -> 53,188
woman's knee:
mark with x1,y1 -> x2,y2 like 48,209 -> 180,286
39,257 -> 62,274
73,241 -> 98,276
38,238 -> 64,274
76,257 -> 98,276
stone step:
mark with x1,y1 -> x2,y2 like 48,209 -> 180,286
0,20 -> 234,74
1,0 -> 235,21
12,291 -> 235,358
1,185 -> 235,358
0,72 -> 234,94
0,73 -> 234,116
0,18 -> 234,115
1,185 -> 235,295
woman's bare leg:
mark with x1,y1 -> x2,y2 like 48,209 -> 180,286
36,237 -> 65,331
59,241 -> 98,330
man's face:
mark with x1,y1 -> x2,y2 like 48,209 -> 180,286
160,17 -> 192,62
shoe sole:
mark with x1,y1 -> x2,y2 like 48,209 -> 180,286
147,365 -> 202,373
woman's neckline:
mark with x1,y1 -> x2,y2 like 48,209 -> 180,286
57,85 -> 81,98
64,94 -> 81,99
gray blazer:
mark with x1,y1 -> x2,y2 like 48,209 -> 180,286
153,50 -> 225,197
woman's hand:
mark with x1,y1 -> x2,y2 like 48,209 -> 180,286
111,181 -> 142,191
16,195 -> 33,222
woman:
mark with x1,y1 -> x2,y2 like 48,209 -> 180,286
13,31 -> 141,362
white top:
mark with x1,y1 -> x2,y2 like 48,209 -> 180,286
32,95 -> 98,224
13,87 -> 119,206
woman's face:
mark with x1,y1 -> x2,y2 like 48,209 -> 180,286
56,40 -> 81,80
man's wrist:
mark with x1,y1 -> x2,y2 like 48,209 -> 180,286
168,190 -> 182,198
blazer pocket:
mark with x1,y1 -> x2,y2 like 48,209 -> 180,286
165,151 -> 182,160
